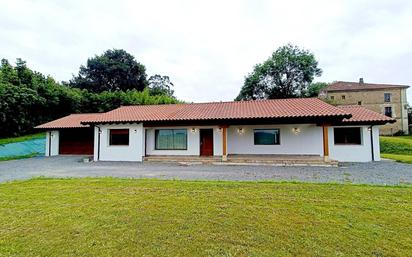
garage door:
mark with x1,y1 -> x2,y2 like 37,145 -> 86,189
59,128 -> 94,155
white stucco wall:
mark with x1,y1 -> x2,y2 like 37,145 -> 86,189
227,124 -> 324,155
90,123 -> 381,162
45,130 -> 59,156
328,125 -> 381,162
93,124 -> 144,162
145,126 -> 223,156
372,126 -> 381,161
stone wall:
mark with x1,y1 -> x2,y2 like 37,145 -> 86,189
324,88 -> 409,135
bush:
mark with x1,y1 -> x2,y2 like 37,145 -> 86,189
380,136 -> 412,155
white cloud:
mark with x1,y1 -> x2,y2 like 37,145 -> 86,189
0,0 -> 411,103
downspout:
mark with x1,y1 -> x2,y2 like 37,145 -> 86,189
369,125 -> 374,161
96,126 -> 101,161
48,131 -> 52,156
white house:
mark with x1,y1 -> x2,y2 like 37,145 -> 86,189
36,98 -> 394,163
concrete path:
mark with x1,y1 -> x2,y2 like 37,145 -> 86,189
0,156 -> 411,185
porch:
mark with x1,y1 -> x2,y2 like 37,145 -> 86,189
143,154 -> 338,167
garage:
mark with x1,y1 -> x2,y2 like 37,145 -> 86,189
36,113 -> 100,156
59,128 -> 94,155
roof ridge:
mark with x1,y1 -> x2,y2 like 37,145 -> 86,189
118,97 -> 321,108
331,81 -> 408,87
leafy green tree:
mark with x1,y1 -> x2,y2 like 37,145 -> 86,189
0,57 -> 179,138
69,49 -> 148,93
0,59 -> 19,85
306,82 -> 329,97
235,44 -> 322,100
148,74 -> 175,97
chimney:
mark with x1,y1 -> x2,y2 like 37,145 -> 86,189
359,78 -> 364,84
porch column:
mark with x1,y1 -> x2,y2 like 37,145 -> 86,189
322,125 -> 329,162
221,126 -> 228,161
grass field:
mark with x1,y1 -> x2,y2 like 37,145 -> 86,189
0,132 -> 45,145
0,178 -> 411,256
380,135 -> 412,164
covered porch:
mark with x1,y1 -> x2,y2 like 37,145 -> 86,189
143,154 -> 337,166
143,121 -> 334,165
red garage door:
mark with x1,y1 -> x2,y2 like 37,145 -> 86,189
59,128 -> 94,155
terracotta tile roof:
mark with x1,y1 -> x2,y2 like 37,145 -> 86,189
35,113 -> 102,129
337,105 -> 395,124
324,81 -> 409,92
35,99 -> 396,128
82,98 -> 352,124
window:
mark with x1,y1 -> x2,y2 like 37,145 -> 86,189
254,129 -> 280,145
384,93 -> 391,102
155,129 -> 187,150
330,96 -> 335,100
334,127 -> 362,145
358,101 -> 362,105
109,129 -> 129,146
341,95 -> 346,100
384,106 -> 392,117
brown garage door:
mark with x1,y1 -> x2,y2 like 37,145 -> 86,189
59,128 -> 94,155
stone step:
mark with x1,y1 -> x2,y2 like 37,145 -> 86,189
144,156 -> 338,167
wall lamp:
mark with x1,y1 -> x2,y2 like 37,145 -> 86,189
191,128 -> 197,133
292,127 -> 301,135
237,128 -> 244,134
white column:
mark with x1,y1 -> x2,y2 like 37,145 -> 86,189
45,130 -> 59,156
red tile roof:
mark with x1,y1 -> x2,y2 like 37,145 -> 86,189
325,81 -> 409,92
35,99 -> 396,129
35,113 -> 102,129
82,98 -> 351,124
337,105 -> 395,124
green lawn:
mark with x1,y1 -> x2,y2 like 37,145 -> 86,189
381,153 -> 412,164
380,135 -> 412,164
0,178 -> 411,256
0,132 -> 45,145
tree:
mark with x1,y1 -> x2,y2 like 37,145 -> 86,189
69,49 -> 148,93
306,82 -> 329,97
235,44 -> 322,100
148,74 -> 175,97
0,58 -> 180,137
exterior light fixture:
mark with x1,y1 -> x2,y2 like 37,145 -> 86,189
237,128 -> 244,134
217,128 -> 222,132
292,127 -> 301,135
191,128 -> 197,133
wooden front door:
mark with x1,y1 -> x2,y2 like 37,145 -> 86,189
200,129 -> 214,156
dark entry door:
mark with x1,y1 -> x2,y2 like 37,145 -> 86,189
200,129 -> 213,156
59,128 -> 94,155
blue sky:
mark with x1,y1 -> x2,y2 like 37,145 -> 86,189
1,0 -> 411,103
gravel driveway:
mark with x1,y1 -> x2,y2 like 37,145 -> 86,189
0,156 -> 411,185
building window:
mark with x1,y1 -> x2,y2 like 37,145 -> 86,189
358,101 -> 362,105
341,95 -> 346,100
330,96 -> 334,100
254,129 -> 280,145
109,129 -> 129,146
384,93 -> 391,102
334,127 -> 362,145
384,106 -> 392,117
155,129 -> 187,150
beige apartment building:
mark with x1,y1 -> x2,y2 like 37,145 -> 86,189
320,79 -> 409,135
